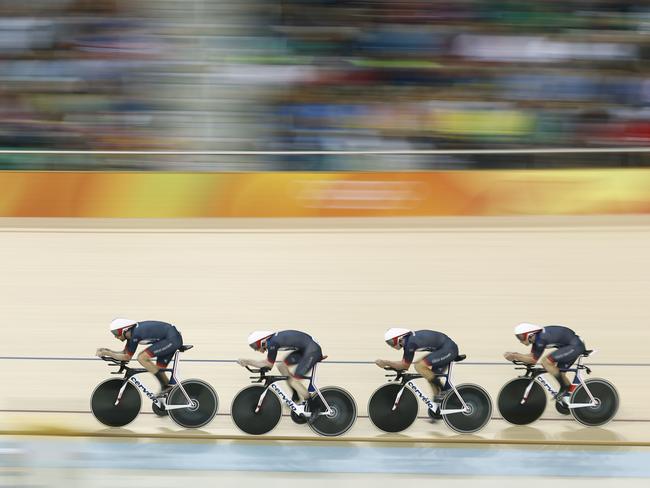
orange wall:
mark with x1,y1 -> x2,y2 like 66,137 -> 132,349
1,170 -> 650,217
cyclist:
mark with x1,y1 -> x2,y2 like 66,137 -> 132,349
504,322 -> 586,401
376,328 -> 459,413
237,330 -> 324,407
95,318 -> 183,396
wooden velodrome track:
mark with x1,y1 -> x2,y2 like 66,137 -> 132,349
1,215 -> 649,446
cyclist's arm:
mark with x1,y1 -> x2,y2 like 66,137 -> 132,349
251,358 -> 274,369
376,359 -> 409,370
97,333 -> 139,361
238,358 -> 274,369
96,348 -> 133,361
504,351 -> 537,364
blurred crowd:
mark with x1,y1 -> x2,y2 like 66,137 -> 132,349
1,0 -> 650,170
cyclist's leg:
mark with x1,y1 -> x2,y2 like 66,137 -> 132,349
414,359 -> 444,415
137,348 -> 159,375
140,337 -> 181,391
279,351 -> 309,401
276,361 -> 293,378
414,359 -> 436,391
278,351 -> 303,399
294,345 -> 323,421
431,366 -> 446,392
415,342 -> 458,398
155,354 -> 176,387
292,345 -> 322,402
543,345 -> 581,397
414,360 -> 448,397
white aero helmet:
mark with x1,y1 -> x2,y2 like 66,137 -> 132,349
384,327 -> 413,348
514,322 -> 542,342
110,318 -> 137,336
247,330 -> 274,350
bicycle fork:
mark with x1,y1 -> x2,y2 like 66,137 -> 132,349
115,381 -> 129,406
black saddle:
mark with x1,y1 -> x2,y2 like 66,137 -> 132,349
454,354 -> 466,362
179,344 -> 194,352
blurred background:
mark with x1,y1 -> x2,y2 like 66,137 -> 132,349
1,0 -> 650,171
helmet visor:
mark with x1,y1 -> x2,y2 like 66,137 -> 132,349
385,337 -> 401,348
250,338 -> 267,351
112,327 -> 130,339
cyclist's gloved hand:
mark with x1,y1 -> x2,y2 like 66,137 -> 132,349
96,348 -> 109,357
237,358 -> 250,367
503,352 -> 516,361
375,359 -> 388,369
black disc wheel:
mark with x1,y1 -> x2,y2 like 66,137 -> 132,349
231,385 -> 282,435
497,377 -> 546,425
167,379 -> 218,428
555,401 -> 570,415
91,378 -> 141,427
442,384 -> 492,433
571,379 -> 619,427
368,383 -> 418,433
308,387 -> 357,437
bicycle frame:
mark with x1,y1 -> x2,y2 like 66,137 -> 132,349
253,363 -> 332,418
519,353 -> 598,409
391,361 -> 468,415
113,350 -> 194,412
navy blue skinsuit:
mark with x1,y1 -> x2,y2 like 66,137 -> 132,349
266,330 -> 323,378
531,325 -> 585,369
125,320 -> 183,368
402,330 -> 459,374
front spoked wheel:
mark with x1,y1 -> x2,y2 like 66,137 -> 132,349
231,385 -> 281,435
571,378 -> 619,427
308,387 -> 357,437
368,383 -> 418,433
442,384 -> 492,433
91,379 -> 141,427
497,377 -> 546,425
167,379 -> 218,428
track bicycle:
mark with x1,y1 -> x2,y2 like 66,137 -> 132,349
231,362 -> 357,436
497,349 -> 619,426
368,354 -> 492,434
91,345 -> 218,428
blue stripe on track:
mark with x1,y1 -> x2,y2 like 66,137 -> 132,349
1,440 -> 649,477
